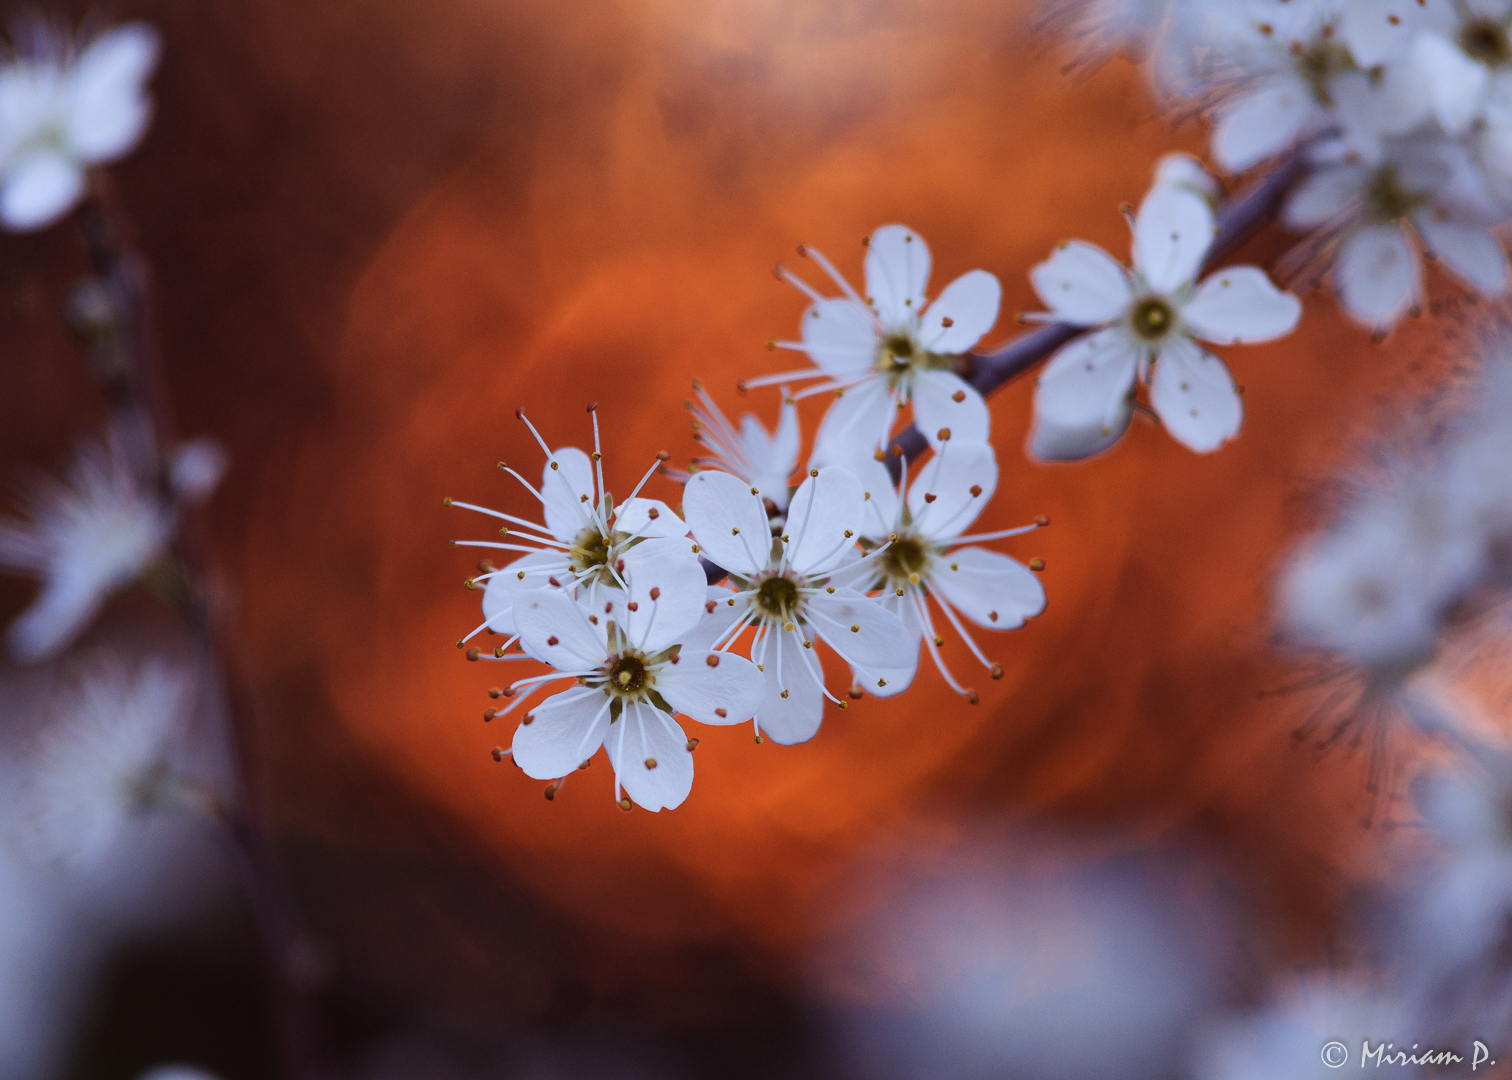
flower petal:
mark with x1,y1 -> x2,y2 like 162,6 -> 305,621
799,298 -> 878,376
482,549 -> 570,634
681,468 -> 772,577
615,497 -> 686,539
1133,184 -> 1216,294
1412,32 -> 1490,135
67,23 -> 159,162
678,585 -> 746,651
785,466 -> 865,576
512,687 -> 611,780
929,546 -> 1045,630
623,550 -> 709,654
919,269 -> 1001,353
1181,266 -> 1302,345
658,649 -> 765,726
605,702 -> 693,811
911,370 -> 990,447
1211,76 -> 1319,173
1029,240 -> 1134,326
906,440 -> 997,544
1281,164 -> 1363,229
540,447 -> 597,543
1414,214 -> 1510,295
1334,224 -> 1417,330
850,590 -> 922,697
808,589 -> 917,671
752,625 -> 826,744
864,223 -> 932,327
6,577 -> 105,662
514,591 -> 607,669
1149,335 -> 1243,454
1027,327 -> 1138,462
0,150 -> 84,232
812,375 -> 897,459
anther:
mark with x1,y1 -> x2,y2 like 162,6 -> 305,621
494,646 -> 507,658
965,689 -> 979,705
443,496 -> 453,507
484,708 -> 497,722
466,648 -> 481,661
969,485 -> 982,497
736,380 -> 749,395
941,316 -> 954,327
587,401 -> 597,412
618,797 -> 632,811
848,687 -> 863,699
498,461 -> 508,470
1035,515 -> 1050,526
706,655 -> 720,667
895,587 -> 905,596
891,445 -> 903,457
937,428 -> 951,441
844,529 -> 853,538
873,449 -> 887,461
657,450 -> 671,461
907,573 -> 921,585
754,733 -> 765,743
691,544 -> 701,553
1029,558 -> 1045,571
591,451 -> 602,461
705,600 -> 717,613
952,390 -> 966,402
478,559 -> 496,572
715,708 -> 727,718
933,636 -> 943,646
491,747 -> 506,761
877,678 -> 887,687
731,527 -> 740,535
751,486 -> 760,495
645,758 -> 658,769
648,508 -> 659,519
550,461 -> 559,471
990,664 -> 1004,680
809,468 -> 819,477
464,579 -> 477,590
780,689 -> 790,698
782,621 -> 795,632
825,586 -> 835,593
515,406 -> 526,419
627,602 -> 639,612
687,738 -> 700,751
523,712 -> 536,725
489,688 -> 504,699
923,493 -> 937,503
615,558 -> 625,572
850,624 -> 860,632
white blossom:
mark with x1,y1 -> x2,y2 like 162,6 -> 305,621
0,22 -> 160,231
1028,183 -> 1301,459
830,440 -> 1045,699
679,465 -> 914,744
494,553 -> 764,811
0,431 -> 173,662
448,407 -> 699,651
684,381 -> 800,514
750,224 -> 1000,459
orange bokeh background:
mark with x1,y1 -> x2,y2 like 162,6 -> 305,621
0,0 -> 1484,1043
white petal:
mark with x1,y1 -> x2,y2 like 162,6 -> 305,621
681,469 -> 771,577
622,550 -> 709,654
919,269 -> 1001,353
1153,153 -> 1221,204
540,447 -> 597,543
1028,240 -> 1133,326
813,447 -> 900,538
812,375 -> 897,458
513,591 -> 607,669
658,649 -> 765,726
0,150 -> 84,232
615,497 -> 686,538
1334,224 -> 1418,330
1181,266 -> 1302,345
753,626 -> 826,744
911,370 -> 990,447
808,590 -> 917,671
1133,184 -> 1217,294
1212,77 -> 1319,173
784,466 -> 865,576
799,298 -> 878,376
482,549 -> 570,634
1149,335 -> 1243,454
1344,0 -> 1423,67
678,585 -> 747,651
67,23 -> 159,162
1028,327 -> 1139,462
928,547 -> 1046,630
605,702 -> 694,811
6,578 -> 102,662
1412,32 -> 1490,135
512,687 -> 611,779
851,590 -> 922,697
906,440 -> 997,543
864,223 -> 932,327
768,396 -> 801,480
1415,214 -> 1510,294
1281,165 -> 1363,229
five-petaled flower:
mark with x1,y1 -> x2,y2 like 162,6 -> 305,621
1027,182 -> 1301,460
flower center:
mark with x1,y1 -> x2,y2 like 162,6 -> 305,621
1129,297 -> 1176,342
1461,18 -> 1512,67
570,526 -> 610,571
605,653 -> 650,697
753,572 -> 802,620
1364,165 -> 1428,223
881,533 -> 933,587
1292,36 -> 1353,106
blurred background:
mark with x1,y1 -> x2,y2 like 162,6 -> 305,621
0,0 -> 1495,1076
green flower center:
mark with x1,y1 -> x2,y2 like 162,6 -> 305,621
607,654 -> 649,696
1130,297 -> 1177,342
1364,165 -> 1429,223
754,573 -> 801,620
881,534 -> 932,586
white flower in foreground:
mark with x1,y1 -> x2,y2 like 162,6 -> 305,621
1284,136 -> 1509,330
751,224 -> 1001,458
21,658 -> 197,870
835,440 -> 1045,699
1276,479 -> 1484,674
684,380 -> 799,514
0,22 -> 160,231
1406,1 -> 1512,138
447,406 -> 698,652
679,466 -> 914,744
1028,184 -> 1301,459
494,554 -> 763,811
0,432 -> 172,662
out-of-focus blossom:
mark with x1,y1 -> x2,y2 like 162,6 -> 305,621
168,437 -> 229,505
753,224 -> 1000,459
18,657 -> 201,870
0,22 -> 160,231
1284,136 -> 1509,330
1028,182 -> 1301,459
831,440 -> 1044,700
683,382 -> 799,515
680,465 -> 912,744
136,1066 -> 227,1080
0,430 -> 173,662
496,554 -> 764,811
448,408 -> 697,645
